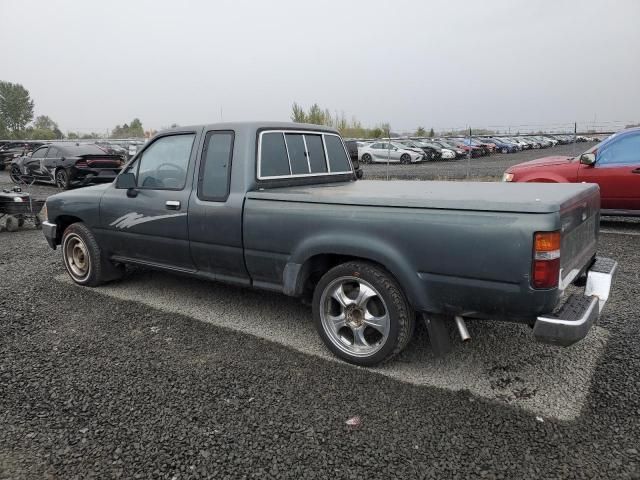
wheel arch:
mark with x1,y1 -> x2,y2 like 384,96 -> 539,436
283,234 -> 421,308
54,215 -> 84,244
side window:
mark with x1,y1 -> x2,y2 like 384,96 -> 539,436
305,134 -> 328,174
284,133 -> 308,175
198,131 -> 234,201
260,132 -> 290,177
137,134 -> 195,189
325,135 -> 352,172
46,147 -> 59,158
597,133 -> 640,166
32,147 -> 48,158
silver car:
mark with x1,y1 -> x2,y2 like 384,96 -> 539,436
359,141 -> 423,164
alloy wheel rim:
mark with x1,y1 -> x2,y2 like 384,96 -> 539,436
320,276 -> 390,357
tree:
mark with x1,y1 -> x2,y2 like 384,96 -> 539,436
415,126 -> 426,136
33,115 -> 57,131
67,132 -> 79,139
291,102 -> 307,123
0,81 -> 34,134
129,118 -> 144,137
429,128 -> 435,137
110,119 -> 144,138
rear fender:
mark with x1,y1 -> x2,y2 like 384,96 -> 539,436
284,232 -> 423,309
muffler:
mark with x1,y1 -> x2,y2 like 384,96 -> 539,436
454,315 -> 471,342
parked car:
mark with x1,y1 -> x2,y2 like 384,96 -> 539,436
487,137 -> 519,154
443,139 -> 483,157
10,143 -> 124,190
359,141 -> 423,163
451,138 -> 490,156
431,140 -> 466,158
0,142 -> 45,171
343,140 -> 364,178
503,128 -> 639,215
396,139 -> 442,161
41,121 -> 616,366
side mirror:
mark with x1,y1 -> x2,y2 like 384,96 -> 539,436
115,171 -> 137,194
580,153 -> 596,166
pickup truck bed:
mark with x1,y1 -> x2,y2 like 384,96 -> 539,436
245,180 -> 600,323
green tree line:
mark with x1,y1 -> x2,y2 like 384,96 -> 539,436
291,102 -> 441,139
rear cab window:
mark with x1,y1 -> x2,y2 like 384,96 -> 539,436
257,130 -> 352,180
198,130 -> 234,201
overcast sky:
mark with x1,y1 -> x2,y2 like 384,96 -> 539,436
2,0 -> 639,133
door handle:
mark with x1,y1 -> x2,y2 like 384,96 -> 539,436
165,200 -> 181,210
632,168 -> 640,174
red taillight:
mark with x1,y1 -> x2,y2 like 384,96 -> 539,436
532,231 -> 561,289
75,160 -> 88,168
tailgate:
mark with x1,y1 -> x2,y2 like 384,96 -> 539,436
559,189 -> 600,287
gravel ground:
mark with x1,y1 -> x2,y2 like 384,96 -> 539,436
1,148 -> 640,478
361,143 -> 594,180
63,271 -> 608,421
1,223 -> 640,479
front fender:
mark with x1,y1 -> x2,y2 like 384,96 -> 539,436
285,232 -> 423,308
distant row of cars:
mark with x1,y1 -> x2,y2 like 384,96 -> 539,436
345,134 -> 599,164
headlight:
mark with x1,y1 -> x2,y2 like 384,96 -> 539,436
502,172 -> 514,182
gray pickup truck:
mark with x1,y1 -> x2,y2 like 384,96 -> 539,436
41,122 -> 617,366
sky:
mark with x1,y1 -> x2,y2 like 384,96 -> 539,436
1,0 -> 639,134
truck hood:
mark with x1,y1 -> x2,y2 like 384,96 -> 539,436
47,183 -> 111,202
248,180 -> 599,214
510,155 -> 574,169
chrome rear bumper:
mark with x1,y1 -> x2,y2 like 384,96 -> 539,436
533,257 -> 617,347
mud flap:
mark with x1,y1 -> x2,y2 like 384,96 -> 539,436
422,313 -> 452,357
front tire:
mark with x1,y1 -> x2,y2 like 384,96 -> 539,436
400,153 -> 411,164
312,261 -> 414,366
361,153 -> 372,164
62,222 -> 124,286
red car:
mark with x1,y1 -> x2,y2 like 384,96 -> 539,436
503,128 -> 640,215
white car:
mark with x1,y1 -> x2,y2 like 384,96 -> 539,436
440,148 -> 456,159
359,141 -> 423,164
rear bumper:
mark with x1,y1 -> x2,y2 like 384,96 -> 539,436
42,220 -> 57,249
533,257 -> 617,346
72,168 -> 120,184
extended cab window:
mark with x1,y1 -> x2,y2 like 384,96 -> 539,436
198,131 -> 234,201
136,134 -> 195,190
258,131 -> 351,179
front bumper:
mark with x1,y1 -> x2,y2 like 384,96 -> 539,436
533,257 -> 617,346
42,220 -> 57,249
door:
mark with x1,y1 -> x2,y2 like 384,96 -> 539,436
578,131 -> 640,211
188,129 -> 249,285
98,132 -> 199,270
24,146 -> 49,178
43,146 -> 61,182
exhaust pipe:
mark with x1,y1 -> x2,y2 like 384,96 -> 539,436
454,315 -> 471,342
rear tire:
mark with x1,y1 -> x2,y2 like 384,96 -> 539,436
312,261 -> 414,366
55,168 -> 71,190
61,222 -> 124,286
9,165 -> 21,184
5,215 -> 19,232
